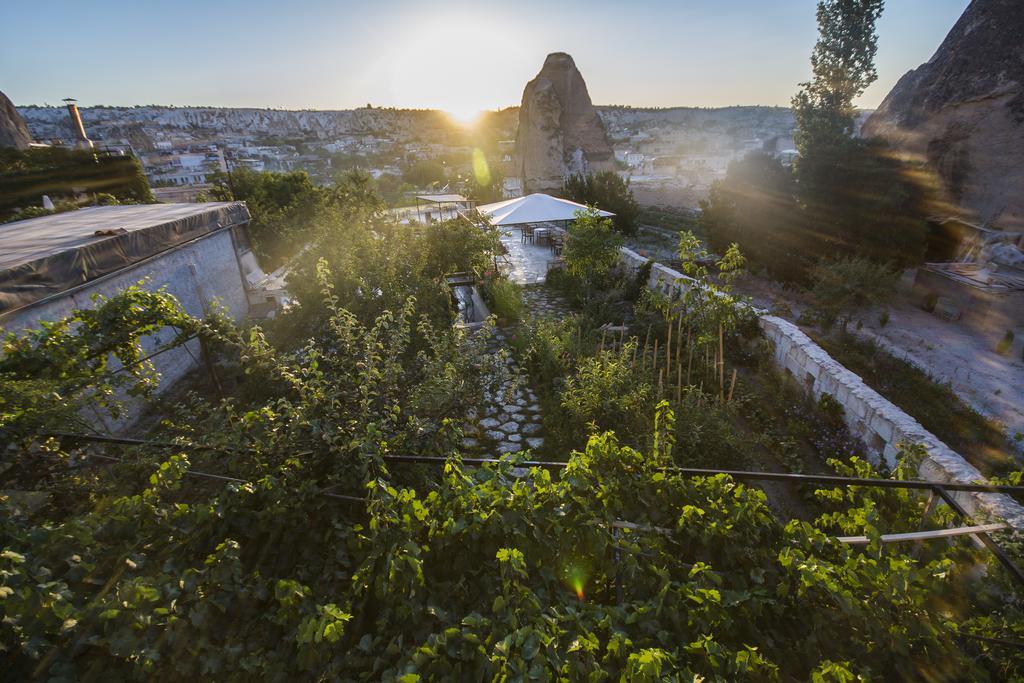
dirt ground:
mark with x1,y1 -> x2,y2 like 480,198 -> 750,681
733,273 -> 1024,447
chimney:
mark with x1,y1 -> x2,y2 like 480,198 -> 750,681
62,97 -> 93,149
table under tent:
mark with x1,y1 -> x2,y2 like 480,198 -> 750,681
476,193 -> 614,255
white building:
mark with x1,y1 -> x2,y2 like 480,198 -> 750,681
0,203 -> 269,429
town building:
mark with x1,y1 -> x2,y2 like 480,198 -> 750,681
0,202 -> 273,428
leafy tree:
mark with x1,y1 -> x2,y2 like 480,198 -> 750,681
402,159 -> 447,188
562,171 -> 640,235
562,208 -> 624,299
209,167 -> 325,268
699,0 -> 926,277
808,256 -> 898,330
791,0 -> 884,162
458,150 -> 505,204
701,152 -> 806,282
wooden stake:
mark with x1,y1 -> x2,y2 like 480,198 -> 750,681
686,344 -> 694,385
676,361 -> 683,404
676,315 -> 683,376
652,338 -> 659,372
727,368 -> 737,403
658,367 -> 664,398
665,319 -> 673,381
718,323 -> 725,402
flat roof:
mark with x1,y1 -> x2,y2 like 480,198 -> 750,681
416,194 -> 469,204
0,202 -> 250,316
0,202 -> 245,271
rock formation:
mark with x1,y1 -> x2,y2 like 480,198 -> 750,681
516,53 -> 615,193
0,90 -> 31,149
861,0 -> 1024,230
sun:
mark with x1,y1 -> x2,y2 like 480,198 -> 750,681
445,107 -> 483,127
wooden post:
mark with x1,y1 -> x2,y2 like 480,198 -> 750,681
676,362 -> 683,404
686,344 -> 694,385
676,315 -> 683,379
727,368 -> 737,403
652,338 -> 659,373
665,320 -> 673,383
719,323 -> 725,402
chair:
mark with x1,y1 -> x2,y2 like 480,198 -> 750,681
521,225 -> 535,244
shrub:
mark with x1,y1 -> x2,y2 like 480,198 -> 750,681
808,256 -> 897,331
483,277 -> 524,326
560,340 -> 655,452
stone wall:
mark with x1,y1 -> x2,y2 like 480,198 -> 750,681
618,247 -> 1024,528
0,228 -> 250,431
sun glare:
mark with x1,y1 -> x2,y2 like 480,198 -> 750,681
445,107 -> 483,127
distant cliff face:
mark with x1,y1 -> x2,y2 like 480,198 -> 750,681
861,0 -> 1024,230
0,91 -> 31,149
516,53 -> 615,193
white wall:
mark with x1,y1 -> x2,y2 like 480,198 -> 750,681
619,247 -> 1024,528
1,229 -> 249,431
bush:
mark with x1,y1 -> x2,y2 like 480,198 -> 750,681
559,340 -> 655,452
808,256 -> 897,331
482,277 -> 524,325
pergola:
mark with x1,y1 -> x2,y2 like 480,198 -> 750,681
476,193 -> 613,228
415,194 -> 474,224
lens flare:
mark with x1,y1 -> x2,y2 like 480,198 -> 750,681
472,148 -> 491,186
564,563 -> 588,601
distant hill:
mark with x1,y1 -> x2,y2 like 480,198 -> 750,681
17,104 -> 797,152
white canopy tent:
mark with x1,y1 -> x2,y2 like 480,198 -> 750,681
476,193 -> 613,227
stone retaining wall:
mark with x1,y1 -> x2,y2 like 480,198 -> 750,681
618,247 -> 1024,528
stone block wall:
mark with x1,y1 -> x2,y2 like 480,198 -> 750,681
617,247 -> 1024,528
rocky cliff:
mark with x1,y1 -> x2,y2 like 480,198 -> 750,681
861,0 -> 1024,230
516,53 -> 615,193
0,90 -> 31,149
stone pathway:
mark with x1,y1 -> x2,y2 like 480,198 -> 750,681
461,328 -> 545,455
460,229 -> 573,457
521,285 -> 573,320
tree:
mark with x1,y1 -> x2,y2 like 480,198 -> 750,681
700,152 -> 805,281
791,0 -> 884,163
562,208 -> 624,297
210,167 -> 325,268
808,256 -> 898,330
562,171 -> 640,235
402,159 -> 447,188
700,0 -> 926,278
459,149 -> 505,204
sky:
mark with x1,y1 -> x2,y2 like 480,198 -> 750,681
0,0 -> 969,117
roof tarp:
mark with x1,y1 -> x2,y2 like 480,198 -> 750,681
0,202 -> 250,316
477,193 -> 613,227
